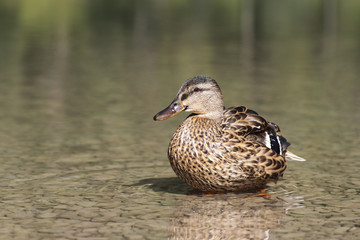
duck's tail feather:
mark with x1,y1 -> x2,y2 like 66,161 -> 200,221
285,151 -> 306,161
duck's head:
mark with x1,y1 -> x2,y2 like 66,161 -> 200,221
153,76 -> 224,121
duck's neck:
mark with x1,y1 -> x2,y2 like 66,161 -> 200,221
180,115 -> 222,137
196,111 -> 223,124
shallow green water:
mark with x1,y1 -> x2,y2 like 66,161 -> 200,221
0,1 -> 359,239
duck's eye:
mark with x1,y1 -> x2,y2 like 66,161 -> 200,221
194,87 -> 200,92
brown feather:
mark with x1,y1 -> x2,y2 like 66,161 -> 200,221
168,109 -> 287,192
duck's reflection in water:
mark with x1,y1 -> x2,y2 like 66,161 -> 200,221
168,192 -> 303,240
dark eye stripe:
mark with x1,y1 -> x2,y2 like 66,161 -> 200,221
180,87 -> 209,102
193,87 -> 208,92
181,93 -> 188,101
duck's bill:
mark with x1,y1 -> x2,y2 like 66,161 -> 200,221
153,99 -> 185,121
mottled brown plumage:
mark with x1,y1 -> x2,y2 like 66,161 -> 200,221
154,76 -> 305,192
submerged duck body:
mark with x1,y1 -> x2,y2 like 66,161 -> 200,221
154,76 -> 304,192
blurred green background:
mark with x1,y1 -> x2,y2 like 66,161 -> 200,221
1,0 -> 359,117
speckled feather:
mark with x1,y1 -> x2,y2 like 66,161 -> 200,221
168,107 -> 287,192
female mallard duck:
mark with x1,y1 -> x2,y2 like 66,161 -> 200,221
154,76 -> 305,192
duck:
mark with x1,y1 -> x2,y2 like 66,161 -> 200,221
153,75 -> 305,192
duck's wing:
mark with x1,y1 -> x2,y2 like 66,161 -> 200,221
219,106 -> 288,181
222,106 -> 305,161
222,106 -> 266,137
222,106 -> 289,154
